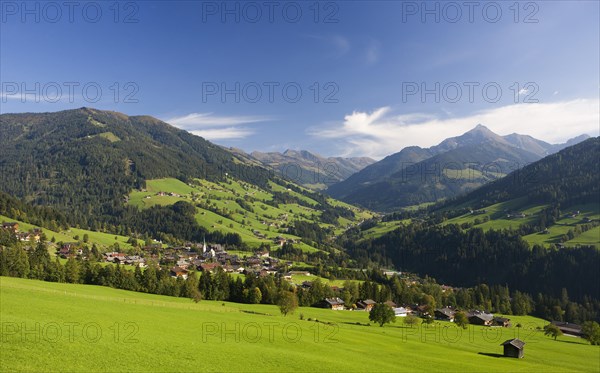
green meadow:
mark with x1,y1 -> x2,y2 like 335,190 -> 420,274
126,178 -> 370,252
1,277 -> 598,372
0,215 -> 142,250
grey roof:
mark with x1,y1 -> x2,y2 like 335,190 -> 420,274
325,297 -> 345,306
435,308 -> 456,317
468,311 -> 494,321
501,338 -> 525,349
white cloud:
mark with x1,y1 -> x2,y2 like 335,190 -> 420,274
165,113 -> 272,140
166,113 -> 271,128
309,99 -> 600,159
518,88 -> 529,95
190,128 -> 255,140
305,34 -> 350,58
365,40 -> 381,65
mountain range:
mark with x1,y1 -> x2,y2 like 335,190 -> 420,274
249,149 -> 374,189
326,124 -> 591,211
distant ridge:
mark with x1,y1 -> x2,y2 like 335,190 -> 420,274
327,125 -> 591,211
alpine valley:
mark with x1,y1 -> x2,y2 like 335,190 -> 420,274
1,108 -> 599,372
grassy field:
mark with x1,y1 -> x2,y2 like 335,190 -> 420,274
0,215 -> 141,250
1,277 -> 598,372
566,226 -> 600,248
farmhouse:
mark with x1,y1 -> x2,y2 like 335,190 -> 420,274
199,263 -> 221,273
468,311 -> 494,326
501,338 -> 525,358
434,307 -> 456,322
493,317 -> 511,327
356,299 -> 377,312
394,307 -> 409,317
324,297 -> 345,310
384,300 -> 397,308
551,321 -> 584,337
1,222 -> 19,233
170,266 -> 188,279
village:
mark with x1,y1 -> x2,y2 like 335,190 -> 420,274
1,219 -> 590,351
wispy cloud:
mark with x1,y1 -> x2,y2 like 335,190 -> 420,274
190,127 -> 255,140
309,99 -> 600,159
165,113 -> 273,140
306,34 -> 350,58
365,40 -> 381,65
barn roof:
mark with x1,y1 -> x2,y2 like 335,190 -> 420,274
501,339 -> 525,349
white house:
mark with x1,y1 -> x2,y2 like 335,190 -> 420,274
394,307 -> 408,317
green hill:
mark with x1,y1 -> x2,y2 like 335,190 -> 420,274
0,108 -> 372,251
2,277 -> 598,373
0,108 -> 271,227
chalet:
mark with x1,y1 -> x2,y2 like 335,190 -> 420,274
58,247 -> 72,258
493,317 -> 511,327
468,311 -> 494,326
176,259 -> 190,269
300,281 -> 312,289
102,251 -> 127,263
124,255 -> 144,266
1,222 -> 19,233
256,250 -> 269,258
170,266 -> 188,279
384,300 -> 397,308
18,232 -> 33,242
440,285 -> 455,292
274,236 -> 286,246
434,307 -> 456,322
247,258 -> 262,266
415,305 -> 430,317
356,299 -> 377,312
199,262 -> 221,273
394,307 -> 409,317
551,321 -> 583,337
324,297 -> 345,310
501,338 -> 525,358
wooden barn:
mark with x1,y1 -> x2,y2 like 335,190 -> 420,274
501,338 -> 525,358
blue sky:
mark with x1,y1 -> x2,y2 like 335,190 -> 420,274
1,1 -> 599,158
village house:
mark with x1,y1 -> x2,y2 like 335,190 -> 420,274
1,222 -> 19,233
493,317 -> 511,327
434,307 -> 456,322
170,266 -> 188,279
256,250 -> 269,258
103,251 -> 127,263
300,281 -> 312,290
58,247 -> 73,258
501,338 -> 525,358
199,262 -> 221,273
468,310 -> 494,326
18,231 -> 40,242
356,299 -> 377,312
415,305 -> 430,317
551,321 -> 584,337
394,307 -> 409,317
324,297 -> 345,310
